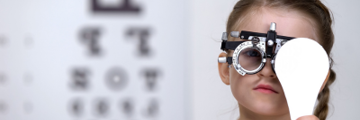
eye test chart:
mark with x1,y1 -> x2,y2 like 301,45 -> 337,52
0,0 -> 188,120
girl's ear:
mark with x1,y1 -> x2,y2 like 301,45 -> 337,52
319,70 -> 330,93
218,52 -> 230,85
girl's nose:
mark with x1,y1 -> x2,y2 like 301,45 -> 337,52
258,58 -> 276,78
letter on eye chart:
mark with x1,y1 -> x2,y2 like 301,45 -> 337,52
126,27 -> 152,57
70,68 -> 90,91
79,27 -> 102,56
91,0 -> 141,14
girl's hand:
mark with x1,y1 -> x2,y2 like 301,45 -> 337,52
296,115 -> 319,120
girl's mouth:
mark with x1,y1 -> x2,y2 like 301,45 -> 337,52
253,84 -> 279,94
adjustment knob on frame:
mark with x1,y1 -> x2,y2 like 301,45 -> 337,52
251,37 -> 260,44
270,22 -> 276,31
267,40 -> 274,46
222,32 -> 228,41
230,31 -> 240,38
218,57 -> 227,63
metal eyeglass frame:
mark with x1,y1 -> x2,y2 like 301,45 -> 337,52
218,22 -> 295,76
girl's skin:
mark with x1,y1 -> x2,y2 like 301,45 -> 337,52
218,7 -> 327,120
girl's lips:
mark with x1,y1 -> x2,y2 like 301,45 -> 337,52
254,88 -> 278,94
253,84 -> 279,94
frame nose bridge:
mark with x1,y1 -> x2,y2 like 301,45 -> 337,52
259,58 -> 276,76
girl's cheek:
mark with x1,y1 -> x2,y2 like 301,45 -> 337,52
230,74 -> 249,98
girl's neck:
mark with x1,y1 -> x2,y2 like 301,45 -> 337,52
238,104 -> 290,120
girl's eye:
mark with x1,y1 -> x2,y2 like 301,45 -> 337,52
244,50 -> 260,57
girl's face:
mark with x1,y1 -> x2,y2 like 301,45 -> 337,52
218,7 -> 319,117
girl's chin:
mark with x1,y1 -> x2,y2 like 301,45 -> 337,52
250,103 -> 287,116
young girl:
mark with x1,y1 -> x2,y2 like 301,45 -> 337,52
217,0 -> 336,120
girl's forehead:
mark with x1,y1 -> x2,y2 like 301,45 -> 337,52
235,7 -> 319,42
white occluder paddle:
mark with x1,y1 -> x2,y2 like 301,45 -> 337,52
274,38 -> 329,120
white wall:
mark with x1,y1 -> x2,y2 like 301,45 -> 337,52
323,0 -> 360,119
